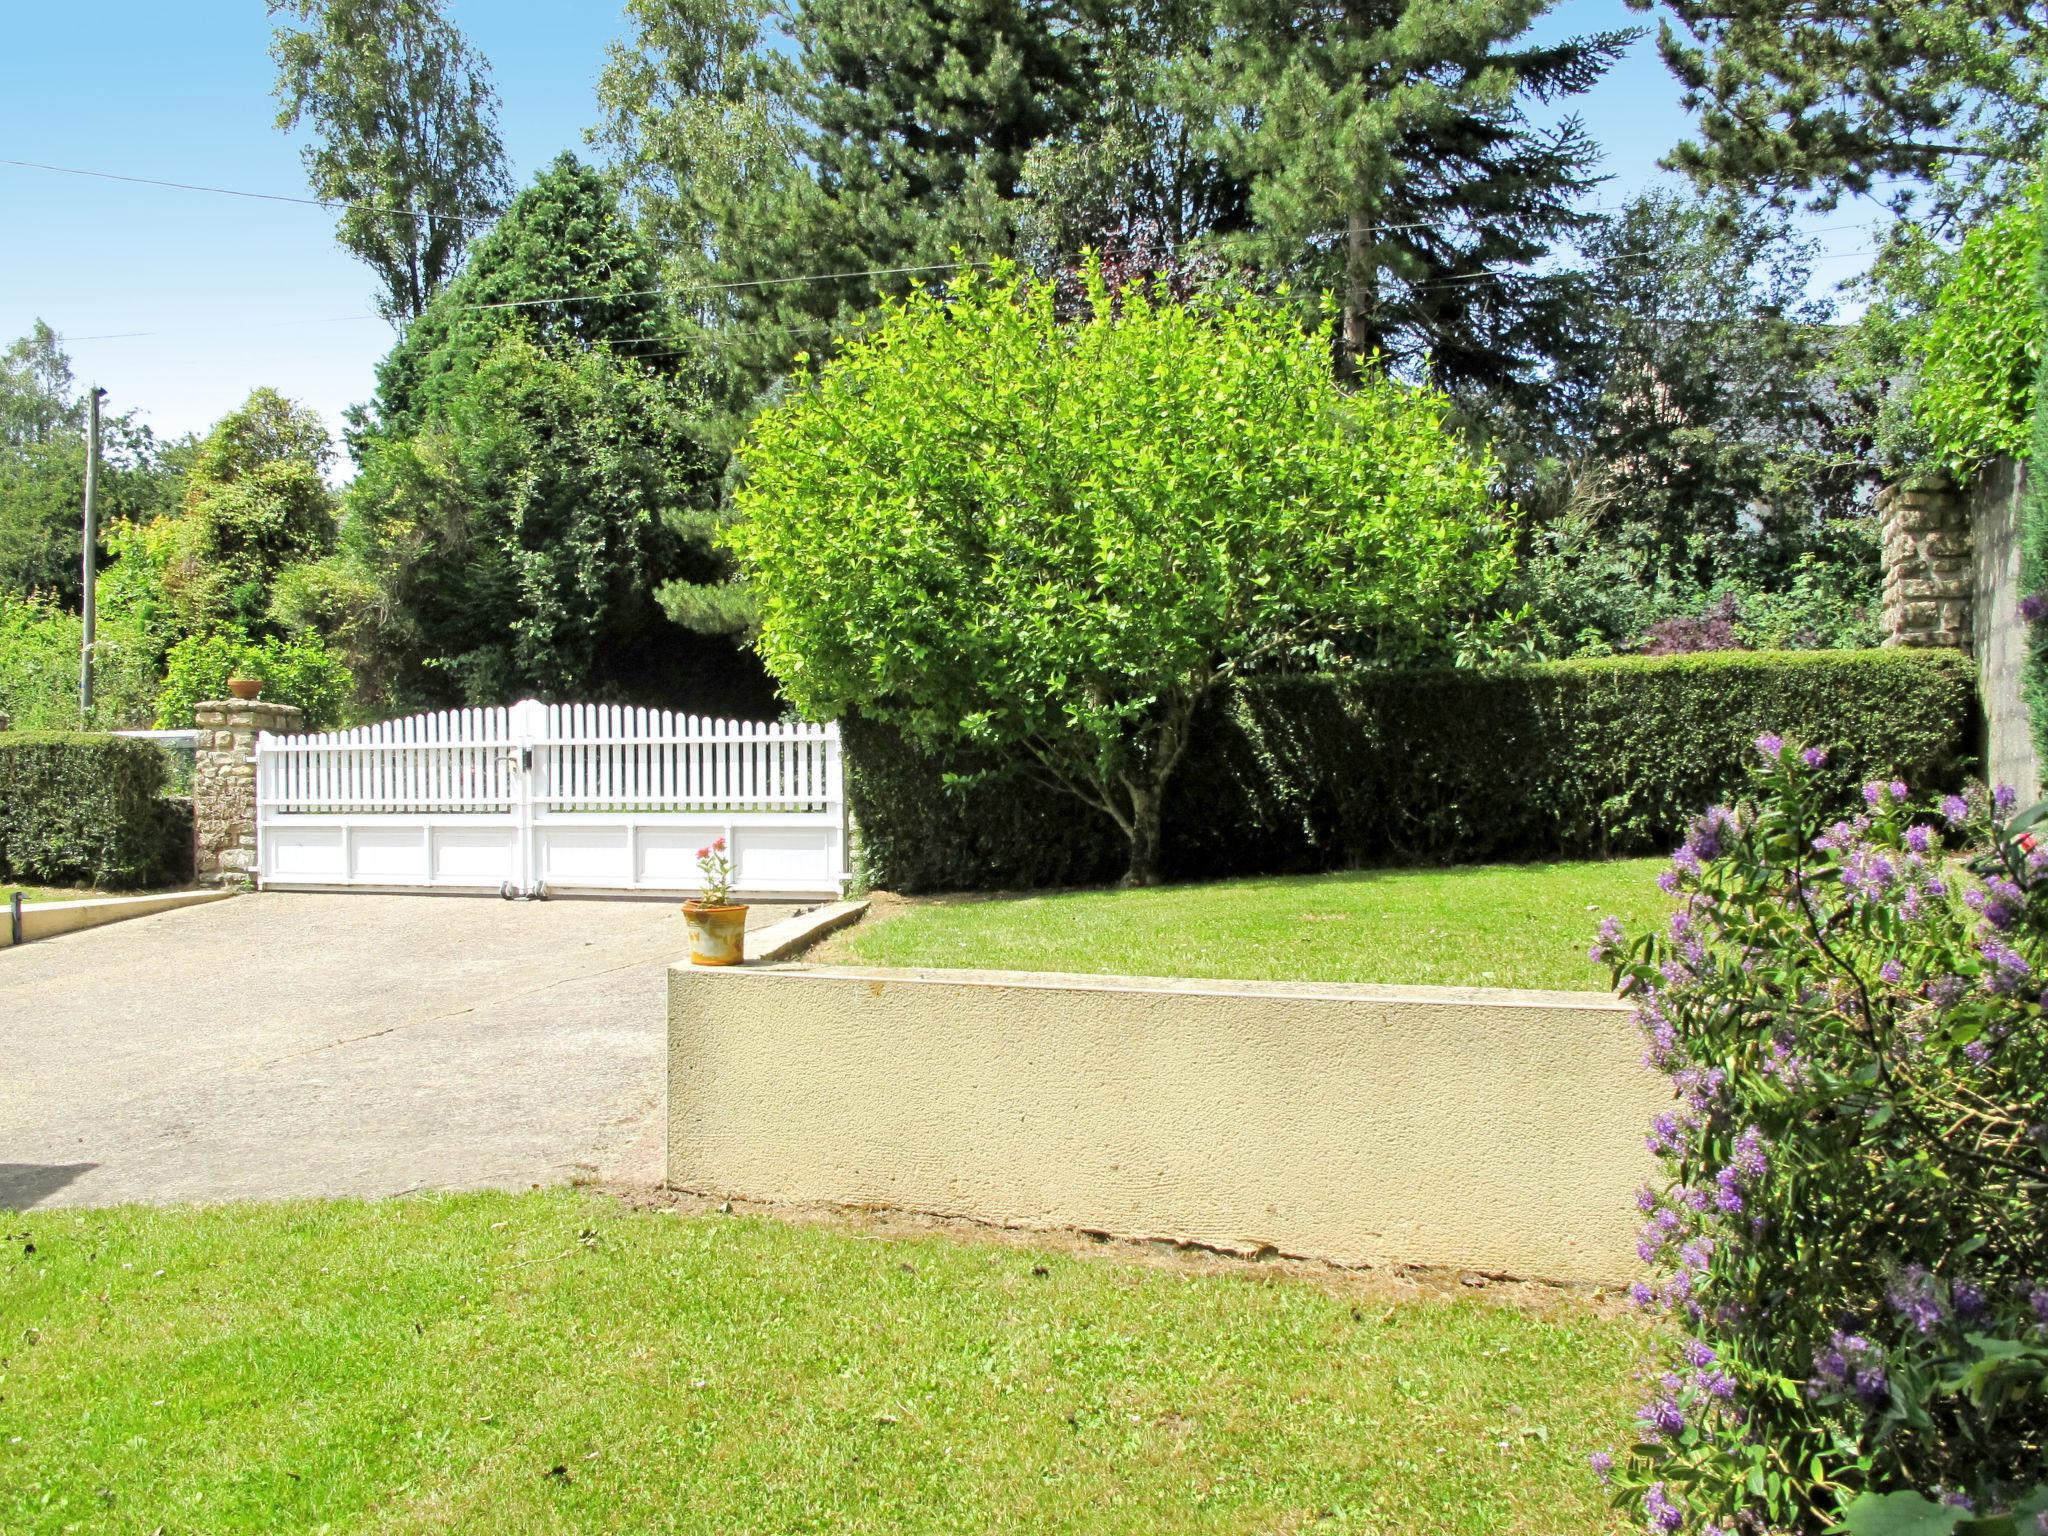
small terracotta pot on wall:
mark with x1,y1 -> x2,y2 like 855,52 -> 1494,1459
226,676 -> 264,701
684,902 -> 749,965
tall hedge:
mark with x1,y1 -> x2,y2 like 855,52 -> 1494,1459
0,732 -> 193,889
844,649 -> 1977,892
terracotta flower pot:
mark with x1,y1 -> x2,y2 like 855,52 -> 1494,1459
684,901 -> 749,965
226,676 -> 264,701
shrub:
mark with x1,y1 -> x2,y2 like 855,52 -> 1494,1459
0,732 -> 190,888
844,649 -> 1976,892
1591,742 -> 2046,1533
0,594 -> 161,730
154,627 -> 354,729
729,258 -> 1511,885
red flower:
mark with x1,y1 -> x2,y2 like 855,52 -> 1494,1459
695,846 -> 709,859
712,837 -> 727,851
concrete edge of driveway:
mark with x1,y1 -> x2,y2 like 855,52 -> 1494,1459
742,900 -> 871,964
2,889 -> 235,949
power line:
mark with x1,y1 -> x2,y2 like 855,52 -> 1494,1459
0,156 -> 500,227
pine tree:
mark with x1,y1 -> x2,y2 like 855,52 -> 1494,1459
1632,0 -> 2048,223
599,0 -> 1098,418
1205,0 -> 1631,402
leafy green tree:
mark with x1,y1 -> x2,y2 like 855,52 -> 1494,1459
0,321 -> 188,608
1629,0 -> 2048,222
161,389 -> 337,638
270,0 -> 511,320
1553,193 -> 1867,589
1202,0 -> 1631,397
0,320 -> 82,446
729,262 -> 1512,885
153,627 -> 354,730
301,155 -> 759,710
1015,0 -> 1247,277
1914,180 -> 2044,478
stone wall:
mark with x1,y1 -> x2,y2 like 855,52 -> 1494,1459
1877,462 -> 2040,804
1879,477 -> 1974,650
192,698 -> 304,886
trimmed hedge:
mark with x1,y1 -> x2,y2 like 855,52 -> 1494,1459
0,732 -> 193,889
843,649 -> 1978,893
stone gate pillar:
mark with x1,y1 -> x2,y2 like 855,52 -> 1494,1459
1878,476 -> 1973,649
192,698 -> 305,887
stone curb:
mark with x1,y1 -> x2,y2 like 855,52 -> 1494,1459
740,899 -> 871,964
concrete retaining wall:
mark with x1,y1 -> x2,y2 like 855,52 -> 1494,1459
1,888 -> 233,949
667,963 -> 1663,1284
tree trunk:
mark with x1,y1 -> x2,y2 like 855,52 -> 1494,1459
1120,785 -> 1165,888
1338,203 -> 1372,382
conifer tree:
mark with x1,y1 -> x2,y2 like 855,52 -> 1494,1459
1631,0 -> 2048,222
1204,0 -> 1631,401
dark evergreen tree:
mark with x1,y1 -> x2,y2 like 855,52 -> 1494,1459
289,156 -> 773,712
357,153 -> 670,444
1203,0 -> 1630,401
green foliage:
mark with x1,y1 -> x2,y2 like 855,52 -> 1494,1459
310,155 -> 757,712
0,731 -> 190,889
0,595 -> 160,731
844,650 -> 1975,893
1631,0 -> 2048,222
1596,749 -> 2047,1531
2025,178 -> 2048,786
1916,184 -> 2045,481
0,319 -> 80,446
270,0 -> 511,321
732,261 -> 1511,884
161,388 -> 337,637
153,628 -> 354,731
360,153 -> 669,443
0,320 -> 189,607
1524,193 -> 1873,591
335,333 -> 719,705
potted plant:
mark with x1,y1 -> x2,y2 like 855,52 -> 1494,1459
226,676 -> 264,701
683,836 -> 747,965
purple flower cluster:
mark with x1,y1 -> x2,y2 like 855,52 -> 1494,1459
1978,936 -> 2031,995
2021,591 -> 2048,624
1643,1482 -> 1683,1533
1967,876 -> 2025,932
1887,1264 -> 1945,1334
1809,1331 -> 1889,1408
1862,779 -> 1909,808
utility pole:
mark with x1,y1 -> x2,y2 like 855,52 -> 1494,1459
79,384 -> 105,724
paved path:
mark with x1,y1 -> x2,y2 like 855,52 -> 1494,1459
0,891 -> 794,1210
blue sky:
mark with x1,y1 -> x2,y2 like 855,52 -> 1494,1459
0,1 -> 1887,461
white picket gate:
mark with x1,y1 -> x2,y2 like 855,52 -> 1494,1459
255,699 -> 847,898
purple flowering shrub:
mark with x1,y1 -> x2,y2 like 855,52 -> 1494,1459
1592,739 -> 2048,1534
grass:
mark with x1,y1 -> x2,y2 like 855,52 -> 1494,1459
818,859 -> 1669,991
0,1190 -> 1638,1534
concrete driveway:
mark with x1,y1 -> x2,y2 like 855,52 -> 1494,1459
0,891 -> 793,1210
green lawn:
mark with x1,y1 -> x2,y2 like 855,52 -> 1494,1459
0,1190 -> 1636,1534
819,859 -> 1668,991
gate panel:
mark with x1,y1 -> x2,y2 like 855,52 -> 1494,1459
257,701 -> 847,898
